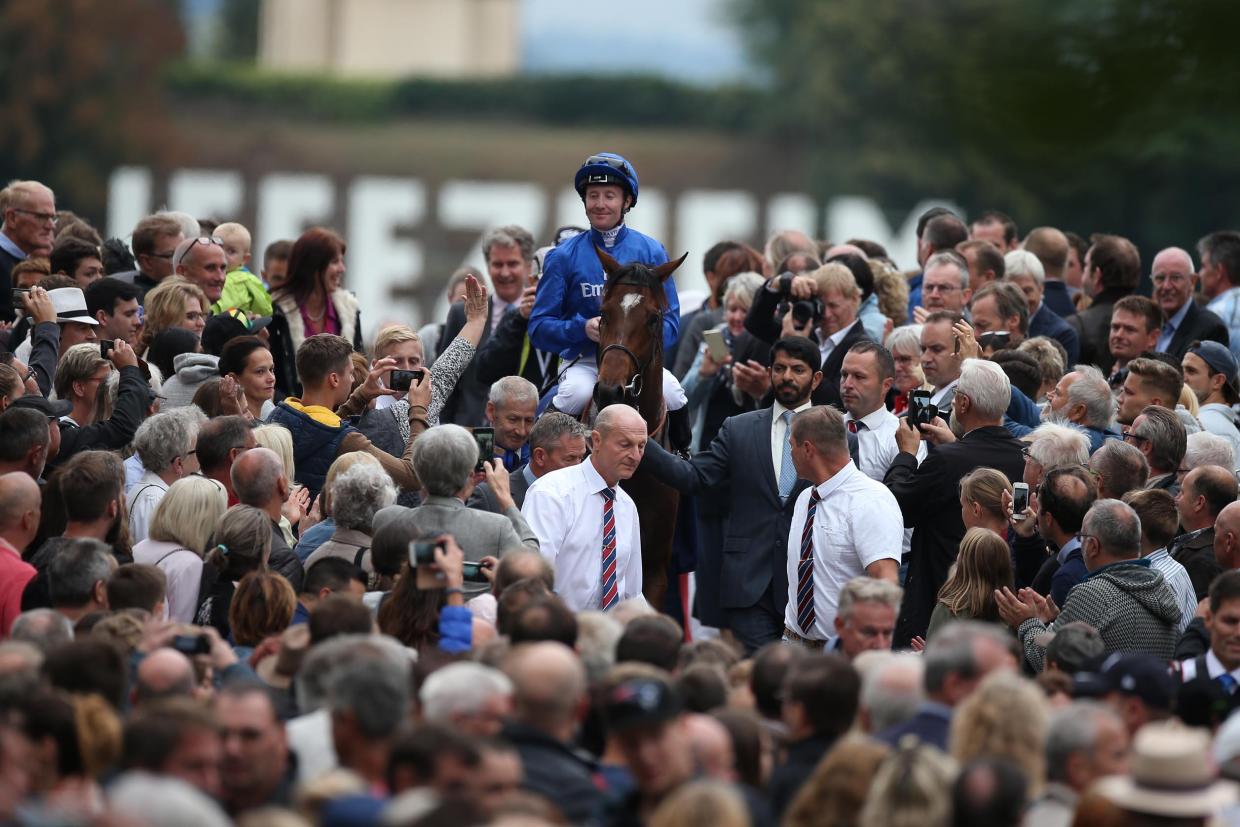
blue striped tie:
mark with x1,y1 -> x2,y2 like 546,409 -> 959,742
600,488 -> 619,610
778,410 -> 796,501
796,489 -> 822,633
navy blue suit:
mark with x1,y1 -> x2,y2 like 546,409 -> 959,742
1029,304 -> 1080,365
1042,280 -> 1076,319
639,408 -> 809,652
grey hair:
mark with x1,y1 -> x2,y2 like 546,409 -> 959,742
488,375 -> 539,409
231,447 -> 285,508
722,272 -> 766,309
958,358 -> 1011,419
419,662 -> 514,724
296,634 -> 412,714
1065,365 -> 1115,429
47,538 -> 113,607
411,425 -> 478,497
1132,405 -> 1187,473
885,324 -> 924,356
1004,249 -> 1045,287
0,641 -> 42,673
575,611 -> 624,684
837,577 -> 903,622
1082,499 -> 1142,559
861,653 -> 925,733
529,412 -> 590,455
925,249 -> 970,289
1185,431 -> 1236,472
481,225 -> 535,262
1089,440 -> 1149,498
328,658 -> 411,738
0,180 -> 53,216
1046,701 -> 1123,783
329,463 -> 396,532
923,620 -> 1011,694
1027,422 -> 1090,470
9,609 -> 72,654
109,772 -> 230,827
155,210 -> 200,241
132,411 -> 195,474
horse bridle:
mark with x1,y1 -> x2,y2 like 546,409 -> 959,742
598,269 -> 664,400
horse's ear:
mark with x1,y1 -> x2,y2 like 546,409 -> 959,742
653,253 -> 689,282
595,246 -> 622,276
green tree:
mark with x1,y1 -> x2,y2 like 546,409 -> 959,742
0,0 -> 185,224
732,0 -> 1240,248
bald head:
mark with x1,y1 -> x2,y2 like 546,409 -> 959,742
1023,227 -> 1069,281
0,471 -> 40,553
684,713 -> 735,781
503,642 -> 586,734
1152,247 -> 1195,275
825,243 -> 868,261
230,446 -> 285,509
135,647 -> 196,704
1215,501 -> 1240,569
595,404 -> 645,437
1180,465 -> 1238,530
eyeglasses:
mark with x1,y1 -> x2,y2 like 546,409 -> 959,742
1121,430 -> 1149,443
1021,446 -> 1035,461
147,251 -> 176,260
1077,533 -> 1097,546
584,154 -> 629,172
184,236 -> 223,257
978,331 -> 1013,349
14,208 -> 56,224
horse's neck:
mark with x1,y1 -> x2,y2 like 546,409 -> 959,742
638,355 -> 663,431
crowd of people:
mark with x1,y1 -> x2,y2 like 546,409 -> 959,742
2,152 -> 1240,826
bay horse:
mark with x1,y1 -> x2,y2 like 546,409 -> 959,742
591,246 -> 688,611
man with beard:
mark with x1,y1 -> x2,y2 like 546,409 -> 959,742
1041,364 -> 1121,453
639,337 -> 823,651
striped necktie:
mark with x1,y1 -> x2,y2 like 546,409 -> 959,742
600,488 -> 619,610
778,410 -> 796,501
796,489 -> 822,633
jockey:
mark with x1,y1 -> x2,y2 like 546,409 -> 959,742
529,152 -> 691,446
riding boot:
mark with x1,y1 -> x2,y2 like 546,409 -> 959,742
668,406 -> 693,457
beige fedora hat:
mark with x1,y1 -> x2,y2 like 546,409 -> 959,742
1095,721 -> 1239,817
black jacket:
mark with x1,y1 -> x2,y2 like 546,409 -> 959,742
769,735 -> 836,819
1068,285 -> 1131,372
1163,300 -> 1230,362
501,722 -> 602,826
744,283 -> 872,409
885,425 -> 1026,647
437,298 -> 494,427
1170,527 -> 1223,601
0,247 -> 19,323
474,307 -> 558,397
50,365 -> 149,469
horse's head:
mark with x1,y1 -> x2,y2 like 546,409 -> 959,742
592,247 -> 687,413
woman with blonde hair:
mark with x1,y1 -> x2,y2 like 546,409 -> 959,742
253,424 -> 300,545
648,779 -> 749,827
926,527 -> 1013,640
140,276 -> 209,353
870,258 -> 911,332
959,467 -> 1014,535
785,734 -> 889,827
131,476 -> 227,622
858,737 -> 957,827
195,505 -> 274,638
950,670 -> 1049,799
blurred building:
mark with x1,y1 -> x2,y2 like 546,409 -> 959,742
260,0 -> 519,78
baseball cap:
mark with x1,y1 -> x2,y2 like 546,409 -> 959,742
1188,340 -> 1239,390
10,394 -> 73,418
201,308 -> 272,356
604,678 -> 683,733
1098,652 -> 1178,711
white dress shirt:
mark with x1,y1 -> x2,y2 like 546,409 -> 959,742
1180,649 -> 1240,683
127,471 -> 169,546
818,320 -> 856,363
522,459 -> 642,611
930,378 -> 959,409
843,406 -> 927,482
783,462 -> 904,640
771,399 -> 814,481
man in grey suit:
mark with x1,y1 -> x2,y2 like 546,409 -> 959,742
639,336 -> 823,652
471,413 -> 589,513
373,424 -> 539,597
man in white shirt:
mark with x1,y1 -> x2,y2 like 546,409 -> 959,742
522,404 -> 646,611
782,405 -> 903,647
839,341 -> 926,481
127,410 -> 200,544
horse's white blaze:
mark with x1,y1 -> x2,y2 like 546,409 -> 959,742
620,293 -> 642,316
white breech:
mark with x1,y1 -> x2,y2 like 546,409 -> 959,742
553,354 -> 688,416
